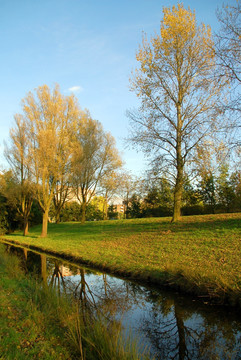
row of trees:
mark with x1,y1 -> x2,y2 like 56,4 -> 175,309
1,141 -> 241,233
2,85 -> 122,237
127,2 -> 241,222
37,160 -> 241,222
1,2 -> 241,235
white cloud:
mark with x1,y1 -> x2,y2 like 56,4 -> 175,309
68,85 -> 83,93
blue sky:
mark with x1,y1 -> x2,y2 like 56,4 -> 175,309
0,0 -> 230,176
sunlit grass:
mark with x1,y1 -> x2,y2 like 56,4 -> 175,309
3,213 -> 241,306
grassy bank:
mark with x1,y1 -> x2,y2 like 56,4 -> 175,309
0,245 -> 151,360
3,213 -> 241,306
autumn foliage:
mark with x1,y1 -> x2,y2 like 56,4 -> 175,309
129,3 -> 223,222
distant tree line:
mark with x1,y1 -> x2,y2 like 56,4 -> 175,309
0,151 -> 240,234
117,166 -> 241,219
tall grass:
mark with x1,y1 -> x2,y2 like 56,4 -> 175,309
64,304 -> 148,360
0,245 -> 152,360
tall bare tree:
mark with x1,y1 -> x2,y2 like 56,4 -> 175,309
17,84 -> 80,237
99,171 -> 124,220
72,112 -> 122,223
215,0 -> 241,147
128,4 -> 223,222
115,171 -> 138,219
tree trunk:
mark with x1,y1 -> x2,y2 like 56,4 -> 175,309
55,209 -> 61,224
81,202 -> 86,224
103,197 -> 108,220
172,103 -> 184,223
23,218 -> 29,236
41,210 -> 49,237
172,171 -> 183,222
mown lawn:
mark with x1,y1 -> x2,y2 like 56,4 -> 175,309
2,213 -> 241,306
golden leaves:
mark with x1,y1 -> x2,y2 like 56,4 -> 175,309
14,84 -> 83,215
161,4 -> 196,50
134,3 -> 214,77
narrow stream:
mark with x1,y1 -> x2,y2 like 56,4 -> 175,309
3,243 -> 241,359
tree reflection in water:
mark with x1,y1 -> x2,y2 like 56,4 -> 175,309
138,288 -> 241,359
4,244 -> 241,360
49,261 -> 67,294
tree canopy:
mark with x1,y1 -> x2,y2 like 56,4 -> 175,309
128,3 -> 224,221
71,112 -> 122,223
5,84 -> 123,235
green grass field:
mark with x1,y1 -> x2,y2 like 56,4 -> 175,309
2,213 -> 241,306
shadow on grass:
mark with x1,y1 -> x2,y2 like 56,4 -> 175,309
6,234 -> 40,239
46,214 -> 241,238
5,213 -> 241,241
170,215 -> 241,234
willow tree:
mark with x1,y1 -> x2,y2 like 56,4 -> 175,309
18,84 -> 79,237
128,4 -> 223,222
4,116 -> 35,235
72,112 -> 122,223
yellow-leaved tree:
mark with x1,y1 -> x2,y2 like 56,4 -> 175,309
71,112 -> 122,224
128,4 -> 224,222
18,84 -> 80,237
4,116 -> 35,235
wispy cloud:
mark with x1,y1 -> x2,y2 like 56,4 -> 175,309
68,85 -> 83,93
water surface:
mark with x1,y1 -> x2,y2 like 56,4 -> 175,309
3,243 -> 241,359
